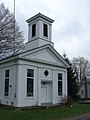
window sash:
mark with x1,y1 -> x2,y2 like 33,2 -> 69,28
5,70 -> 9,77
58,73 -> 62,96
58,73 -> 62,80
4,78 -> 9,96
27,69 -> 34,77
27,69 -> 34,97
58,81 -> 62,96
27,78 -> 33,97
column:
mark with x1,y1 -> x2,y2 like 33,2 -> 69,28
52,70 -> 56,104
37,67 -> 41,106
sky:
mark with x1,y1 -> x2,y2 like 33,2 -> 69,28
1,0 -> 90,60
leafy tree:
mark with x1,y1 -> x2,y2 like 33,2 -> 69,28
72,57 -> 90,83
0,3 -> 24,59
63,53 -> 80,101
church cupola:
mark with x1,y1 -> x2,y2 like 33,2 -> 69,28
26,13 -> 54,50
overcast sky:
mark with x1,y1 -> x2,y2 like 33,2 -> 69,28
1,0 -> 90,60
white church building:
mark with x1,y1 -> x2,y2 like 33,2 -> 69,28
0,13 -> 69,107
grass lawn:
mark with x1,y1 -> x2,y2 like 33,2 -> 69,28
0,103 -> 90,120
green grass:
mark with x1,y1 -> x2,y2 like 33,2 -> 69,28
0,103 -> 90,120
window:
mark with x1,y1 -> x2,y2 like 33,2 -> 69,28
81,90 -> 83,95
32,24 -> 36,37
58,73 -> 62,96
27,69 -> 34,97
4,70 -> 9,96
43,23 -> 48,37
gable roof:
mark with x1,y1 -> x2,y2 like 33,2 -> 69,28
19,44 -> 69,68
0,44 -> 69,68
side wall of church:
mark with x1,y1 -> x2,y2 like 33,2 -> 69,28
0,61 -> 17,107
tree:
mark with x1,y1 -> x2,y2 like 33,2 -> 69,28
0,3 -> 24,59
72,57 -> 90,83
63,53 -> 80,101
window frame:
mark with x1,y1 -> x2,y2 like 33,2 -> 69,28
58,73 -> 63,96
27,69 -> 34,97
4,70 -> 10,96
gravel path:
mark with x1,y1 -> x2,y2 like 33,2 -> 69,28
62,113 -> 90,120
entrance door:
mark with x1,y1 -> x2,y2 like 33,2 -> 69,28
41,86 -> 47,103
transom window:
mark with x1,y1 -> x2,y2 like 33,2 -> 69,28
58,73 -> 62,96
4,70 -> 9,96
43,23 -> 48,37
32,24 -> 36,37
27,69 -> 34,97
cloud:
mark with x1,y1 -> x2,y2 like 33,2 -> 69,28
1,0 -> 90,60
52,0 -> 90,59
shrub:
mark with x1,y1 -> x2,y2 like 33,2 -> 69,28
66,96 -> 73,105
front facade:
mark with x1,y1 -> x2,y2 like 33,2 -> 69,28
0,13 -> 69,107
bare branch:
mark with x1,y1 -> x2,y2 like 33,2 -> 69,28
0,3 -> 25,59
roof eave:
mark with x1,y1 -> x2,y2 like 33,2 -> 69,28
26,13 -> 54,23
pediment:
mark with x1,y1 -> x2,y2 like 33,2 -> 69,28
20,45 -> 69,68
